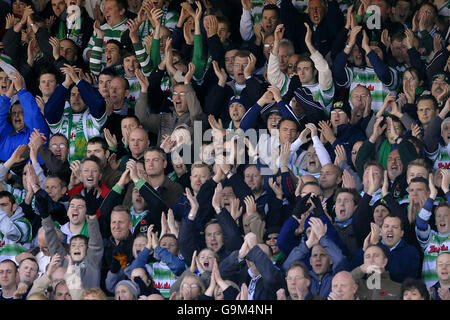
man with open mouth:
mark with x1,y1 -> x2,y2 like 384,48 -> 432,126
41,192 -> 104,289
0,70 -> 49,167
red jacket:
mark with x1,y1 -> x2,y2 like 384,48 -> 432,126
68,182 -> 110,218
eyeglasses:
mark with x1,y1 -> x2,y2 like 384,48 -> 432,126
285,276 -> 305,282
182,283 -> 199,289
233,63 -> 248,68
352,94 -> 369,100
51,144 -> 67,149
264,43 -> 274,48
172,92 -> 186,96
266,235 -> 278,240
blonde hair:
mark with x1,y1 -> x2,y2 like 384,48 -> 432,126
81,287 -> 108,300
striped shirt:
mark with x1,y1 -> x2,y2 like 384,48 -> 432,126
425,144 -> 450,171
137,6 -> 179,40
87,19 -> 129,75
0,211 -> 32,261
346,66 -> 398,111
48,104 -> 107,163
303,82 -> 335,115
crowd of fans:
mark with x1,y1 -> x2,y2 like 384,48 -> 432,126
0,0 -> 449,301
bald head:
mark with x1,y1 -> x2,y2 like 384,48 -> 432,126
330,271 -> 358,300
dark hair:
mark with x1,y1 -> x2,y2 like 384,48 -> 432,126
365,244 -> 388,258
38,69 -> 57,81
419,2 -> 438,16
416,94 -> 438,110
7,101 -> 22,124
80,155 -> 103,174
403,67 -> 424,83
122,48 -> 136,60
401,278 -> 430,300
234,49 -> 251,59
382,214 -> 404,230
50,133 -> 69,145
262,4 -> 280,19
410,176 -> 430,191
0,259 -> 18,271
99,68 -> 120,78
278,117 -> 300,131
144,146 -> 167,162
0,191 -> 16,205
297,53 -> 314,67
88,136 -> 109,152
106,0 -> 128,11
334,187 -> 362,205
160,233 -> 178,242
68,194 -> 86,206
205,218 -> 221,230
287,261 -> 311,281
60,38 -> 80,56
46,174 -> 67,188
363,160 -> 385,175
106,39 -> 123,52
121,115 -> 141,126
70,234 -> 88,247
300,181 -> 324,197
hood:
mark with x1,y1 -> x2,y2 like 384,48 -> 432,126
9,205 -> 25,220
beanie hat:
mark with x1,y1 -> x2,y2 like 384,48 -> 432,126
330,100 -> 352,120
116,280 -> 140,299
372,198 -> 390,212
260,102 -> 281,122
432,72 -> 450,84
228,95 -> 251,110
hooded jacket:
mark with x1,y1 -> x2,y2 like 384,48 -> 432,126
42,215 -> 104,289
0,205 -> 32,261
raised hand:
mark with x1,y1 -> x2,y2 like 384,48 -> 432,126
334,144 -> 347,165
136,68 -> 149,93
184,62 -> 195,84
211,60 -> 227,86
212,183 -> 223,211
93,20 -> 105,39
369,116 -> 387,143
241,0 -> 252,11
127,18 -> 140,43
103,128 -> 118,149
244,53 -> 257,79
4,145 -> 28,168
69,160 -> 82,188
268,177 -> 283,200
243,195 -> 257,216
126,159 -> 139,182
230,197 -> 243,221
318,120 -> 336,144
186,187 -> 199,219
342,169 -> 356,189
